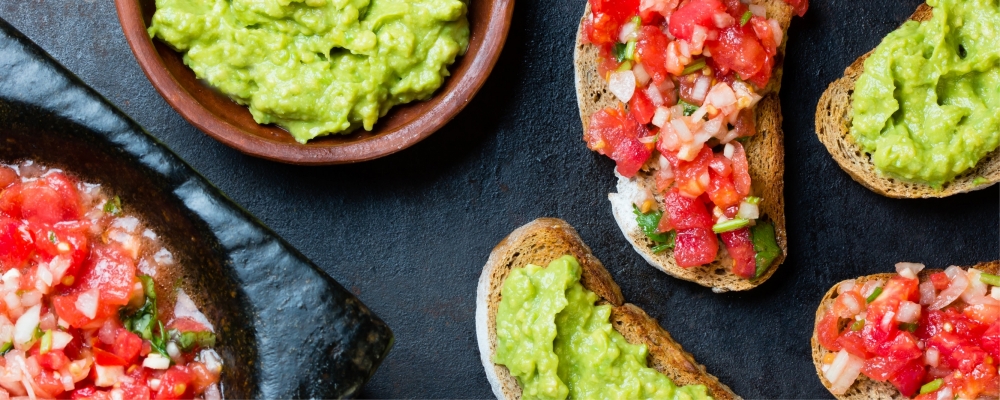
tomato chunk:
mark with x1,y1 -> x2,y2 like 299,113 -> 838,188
75,245 -> 137,306
585,107 -> 653,178
673,227 -> 718,267
669,0 -> 726,41
719,227 -> 755,278
662,188 -> 714,230
635,26 -> 671,85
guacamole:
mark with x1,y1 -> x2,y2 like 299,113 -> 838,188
494,255 -> 712,400
849,0 -> 1000,186
149,0 -> 470,143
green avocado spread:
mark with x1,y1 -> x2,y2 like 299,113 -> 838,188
149,0 -> 469,143
494,255 -> 712,400
849,0 -> 1000,186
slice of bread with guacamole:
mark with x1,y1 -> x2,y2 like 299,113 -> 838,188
815,2 -> 1000,198
475,218 -> 738,400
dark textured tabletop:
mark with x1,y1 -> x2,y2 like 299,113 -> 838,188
2,0 -> 997,398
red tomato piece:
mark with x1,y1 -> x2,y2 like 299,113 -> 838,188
708,153 -> 732,177
836,330 -> 869,358
669,0 -> 726,41
678,72 -> 706,106
71,386 -> 113,400
36,349 -> 71,370
0,217 -> 32,270
733,109 -> 757,138
730,142 -> 751,197
122,365 -> 153,400
663,188 -> 714,230
18,174 -> 81,225
949,345 -> 987,374
673,227 -> 718,267
34,369 -> 67,398
887,359 -> 925,398
673,146 -> 713,197
585,107 -> 654,178
815,311 -> 842,351
862,355 -> 909,381
832,291 -> 865,318
980,323 -> 1000,360
706,170 -> 741,209
590,0 -> 639,26
783,0 -> 808,17
52,293 -> 117,329
706,25 -> 768,85
963,303 -> 1000,326
0,166 -> 16,189
113,328 -> 143,365
93,346 -> 128,366
75,245 -> 137,306
635,26 -> 671,86
654,163 -> 675,194
749,17 -> 778,55
874,331 -> 922,362
719,227 -> 755,278
587,12 -> 618,46
189,361 -> 220,394
930,272 -> 950,291
629,88 -> 657,124
29,220 -> 90,277
156,365 -> 194,400
168,317 -> 210,333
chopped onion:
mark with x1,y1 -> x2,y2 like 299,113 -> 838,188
836,292 -> 862,318
632,187 -> 655,208
961,268 -> 989,302
60,367 -> 74,391
99,321 -> 117,345
737,201 -> 759,220
724,143 -> 735,158
919,281 -> 937,306
749,4 -> 766,16
705,82 -> 737,108
142,353 -> 171,370
690,105 -> 709,121
677,143 -> 700,162
880,310 -> 895,331
896,301 -> 921,323
768,18 -> 783,46
825,349 -> 864,395
944,265 -> 962,279
652,106 -> 670,127
13,304 -> 40,346
691,76 -> 711,103
713,11 -> 735,28
51,331 -> 73,351
645,84 -> 664,106
838,280 -> 857,294
671,119 -> 693,141
633,63 -> 651,86
895,262 -> 924,280
619,21 -> 639,43
609,70 -> 637,103
76,288 -> 99,319
992,287 -> 1000,300
929,268 -> 968,310
860,280 -> 883,299
936,388 -> 952,400
925,347 -> 940,367
94,364 -> 124,387
19,291 -> 41,308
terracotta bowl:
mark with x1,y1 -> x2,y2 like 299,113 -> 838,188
115,0 -> 513,165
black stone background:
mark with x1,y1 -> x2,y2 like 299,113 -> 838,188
1,0 -> 997,398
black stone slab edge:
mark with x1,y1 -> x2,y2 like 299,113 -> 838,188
0,18 -> 392,399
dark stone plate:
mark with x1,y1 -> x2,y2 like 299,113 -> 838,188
0,20 -> 392,399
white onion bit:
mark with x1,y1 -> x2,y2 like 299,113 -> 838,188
930,268 -> 969,310
895,262 -> 924,280
608,70 -> 637,103
825,349 -> 864,395
896,301 -> 921,324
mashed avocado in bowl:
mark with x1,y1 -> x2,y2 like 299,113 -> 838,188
494,255 -> 712,400
149,0 -> 470,143
849,0 -> 1000,187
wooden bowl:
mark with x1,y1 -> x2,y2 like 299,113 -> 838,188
114,0 -> 513,165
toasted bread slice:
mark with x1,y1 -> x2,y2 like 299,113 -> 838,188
573,1 -> 793,292
810,260 -> 1000,399
475,218 -> 739,400
815,4 -> 1000,198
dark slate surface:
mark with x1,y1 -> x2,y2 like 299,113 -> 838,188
0,19 -> 392,399
3,0 -> 998,398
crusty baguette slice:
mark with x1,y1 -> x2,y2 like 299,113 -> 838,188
815,4 -> 1000,198
475,218 -> 739,400
810,260 -> 1000,399
573,0 -> 793,292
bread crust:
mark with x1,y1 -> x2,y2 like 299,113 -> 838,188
475,218 -> 738,400
814,4 -> 1000,198
573,0 -> 793,292
810,261 -> 1000,399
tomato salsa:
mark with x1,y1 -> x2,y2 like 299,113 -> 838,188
0,161 -> 222,400
581,0 -> 804,277
817,263 -> 1000,399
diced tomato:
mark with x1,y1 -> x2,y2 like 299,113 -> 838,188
168,317 -> 210,333
189,361 -> 220,394
72,386 -> 113,400
815,311 -> 842,351
662,188 -> 714,230
719,227 -> 755,278
980,323 -> 1000,360
585,107 -> 653,178
13,174 -> 81,225
34,368 -> 67,397
673,146 -> 713,197
708,153 -> 732,177
836,330 -> 869,358
783,0 -> 808,17
721,0 -> 748,17
733,109 -> 757,138
874,331 -> 922,362
963,303 -> 1000,325
93,346 -> 128,366
29,220 -> 90,277
887,359 -> 925,397
52,293 -> 117,329
0,217 -> 32,270
673,227 -> 718,267
917,309 -> 988,340
635,26 -> 671,86
0,166 -> 16,189
706,171 -> 741,209
590,0 -> 639,26
654,163 -> 675,194
706,25 -> 769,86
678,72 -> 706,106
629,88 -> 657,124
730,142 -> 751,197
587,12 -> 618,46
113,328 -> 143,365
36,349 -> 71,370
949,345 -> 987,374
668,0 -> 726,41
121,365 -> 153,400
930,272 -> 950,291
587,0 -> 639,46
155,365 -> 194,400
832,291 -> 865,319
75,245 -> 137,306
862,355 -> 909,381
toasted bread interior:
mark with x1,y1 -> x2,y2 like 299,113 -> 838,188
810,261 -> 1000,399
475,218 -> 738,400
814,4 -> 1000,198
573,0 -> 793,291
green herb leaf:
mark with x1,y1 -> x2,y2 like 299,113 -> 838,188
740,10 -> 752,26
170,329 -> 217,352
850,319 -> 864,331
678,100 -> 698,116
681,58 -> 707,76
920,379 -> 943,394
866,286 -> 884,303
120,275 -> 168,356
712,218 -> 750,233
103,196 -> 123,216
0,342 -> 11,356
750,221 -> 780,278
899,322 -> 918,332
980,273 -> 1000,287
633,205 -> 676,252
139,275 -> 157,300
617,61 -> 633,71
652,241 -> 675,254
624,40 -> 637,61
613,43 -> 628,63
47,231 -> 57,244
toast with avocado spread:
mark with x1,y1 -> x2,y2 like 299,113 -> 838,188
574,0 -> 794,292
815,3 -> 1000,198
475,218 -> 738,400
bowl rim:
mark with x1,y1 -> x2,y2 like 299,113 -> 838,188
113,0 -> 514,165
